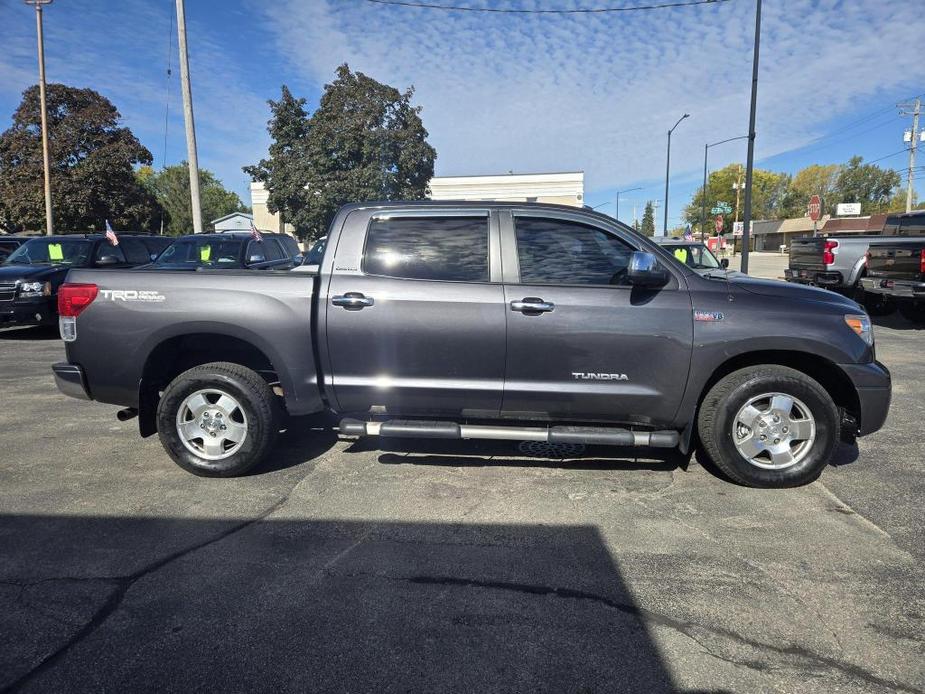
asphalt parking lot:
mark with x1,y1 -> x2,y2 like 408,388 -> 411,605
1,309 -> 923,692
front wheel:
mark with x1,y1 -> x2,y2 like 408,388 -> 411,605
156,362 -> 279,477
697,366 -> 839,487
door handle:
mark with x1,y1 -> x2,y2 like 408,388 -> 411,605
332,292 -> 374,309
511,297 -> 555,313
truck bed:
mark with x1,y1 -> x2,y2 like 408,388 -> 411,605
61,268 -> 324,416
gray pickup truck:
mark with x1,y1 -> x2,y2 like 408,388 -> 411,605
785,211 -> 925,315
52,202 -> 890,488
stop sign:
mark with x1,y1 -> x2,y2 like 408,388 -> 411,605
714,215 -> 724,234
808,194 -> 822,221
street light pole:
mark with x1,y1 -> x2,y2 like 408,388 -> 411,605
664,113 -> 690,236
175,0 -> 203,233
615,186 -> 642,223
740,0 -> 762,274
25,0 -> 54,236
701,135 -> 749,241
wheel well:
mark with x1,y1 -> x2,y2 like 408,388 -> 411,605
138,333 -> 281,436
699,350 -> 860,419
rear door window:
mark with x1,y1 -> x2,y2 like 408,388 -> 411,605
363,216 -> 489,282
93,241 -> 126,264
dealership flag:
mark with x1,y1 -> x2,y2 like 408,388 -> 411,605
105,219 -> 119,246
250,221 -> 264,243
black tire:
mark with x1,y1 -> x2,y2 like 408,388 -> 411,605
156,362 -> 278,477
697,365 -> 839,488
897,300 -> 925,324
859,290 -> 896,317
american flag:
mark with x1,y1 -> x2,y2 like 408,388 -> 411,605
105,219 -> 119,246
250,221 -> 264,243
683,225 -> 693,241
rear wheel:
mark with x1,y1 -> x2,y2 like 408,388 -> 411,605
697,366 -> 839,487
156,362 -> 278,477
858,288 -> 896,317
898,300 -> 925,324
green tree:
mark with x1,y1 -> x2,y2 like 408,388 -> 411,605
685,163 -> 790,231
243,85 -> 310,234
246,65 -> 437,241
0,84 -> 160,232
141,163 -> 247,235
832,156 -> 900,214
782,163 -> 840,218
641,201 -> 655,237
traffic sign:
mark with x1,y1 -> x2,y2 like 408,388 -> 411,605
714,215 -> 724,234
711,202 -> 732,214
732,221 -> 744,237
808,194 -> 822,221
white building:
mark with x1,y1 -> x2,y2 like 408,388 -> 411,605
249,171 -> 585,231
428,171 -> 584,206
210,212 -> 254,232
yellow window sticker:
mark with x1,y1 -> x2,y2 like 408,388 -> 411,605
200,245 -> 211,261
48,243 -> 64,261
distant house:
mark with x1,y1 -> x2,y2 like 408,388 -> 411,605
211,212 -> 254,232
751,216 -> 830,251
820,214 -> 887,235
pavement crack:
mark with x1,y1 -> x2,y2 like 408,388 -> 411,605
399,574 -> 923,694
1,472 -> 308,694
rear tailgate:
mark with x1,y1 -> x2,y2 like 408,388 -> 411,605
867,244 -> 925,281
788,237 -> 826,273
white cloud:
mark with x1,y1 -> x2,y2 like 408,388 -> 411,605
257,0 -> 925,194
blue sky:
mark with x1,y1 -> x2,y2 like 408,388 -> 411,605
2,0 -> 923,228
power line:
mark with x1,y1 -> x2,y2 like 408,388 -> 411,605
867,148 -> 910,165
363,0 -> 734,13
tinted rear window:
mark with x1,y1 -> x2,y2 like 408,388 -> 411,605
364,216 -> 489,282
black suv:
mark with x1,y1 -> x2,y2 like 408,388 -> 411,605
151,232 -> 302,271
0,234 -> 172,327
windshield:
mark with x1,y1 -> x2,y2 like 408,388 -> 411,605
5,238 -> 92,266
155,238 -> 243,268
669,244 -> 721,269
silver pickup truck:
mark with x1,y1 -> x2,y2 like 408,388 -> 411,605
785,211 -> 925,315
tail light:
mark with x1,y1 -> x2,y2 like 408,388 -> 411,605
920,249 -> 925,275
58,283 -> 98,317
823,239 -> 839,266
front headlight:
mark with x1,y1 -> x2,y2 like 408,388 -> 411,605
844,313 -> 873,346
17,281 -> 51,298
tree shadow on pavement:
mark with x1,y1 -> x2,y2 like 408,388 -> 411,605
871,312 -> 924,332
0,514 -> 682,692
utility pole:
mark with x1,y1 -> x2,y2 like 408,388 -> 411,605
664,113 -> 690,235
175,0 -> 203,233
740,0 -> 762,274
899,97 -> 921,213
25,0 -> 54,236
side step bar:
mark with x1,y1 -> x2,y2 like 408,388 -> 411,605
339,418 -> 679,448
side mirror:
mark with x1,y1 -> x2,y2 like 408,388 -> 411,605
720,258 -> 730,269
628,251 -> 669,288
96,255 -> 121,267
247,254 -> 266,265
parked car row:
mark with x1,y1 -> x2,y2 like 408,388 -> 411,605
785,210 -> 925,321
0,230 -> 311,328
